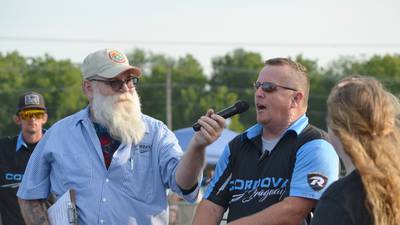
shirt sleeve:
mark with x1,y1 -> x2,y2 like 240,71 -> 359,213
17,131 -> 52,200
156,123 -> 201,203
289,139 -> 339,200
203,144 -> 232,208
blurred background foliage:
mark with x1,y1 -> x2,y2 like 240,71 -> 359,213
1,49 -> 400,136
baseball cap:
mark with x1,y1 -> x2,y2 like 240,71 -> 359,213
81,48 -> 142,80
17,91 -> 46,113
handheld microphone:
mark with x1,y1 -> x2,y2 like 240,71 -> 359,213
192,100 -> 250,131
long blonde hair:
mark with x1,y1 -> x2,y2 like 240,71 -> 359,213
327,76 -> 400,225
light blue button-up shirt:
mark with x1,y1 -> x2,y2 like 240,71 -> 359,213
17,107 -> 200,225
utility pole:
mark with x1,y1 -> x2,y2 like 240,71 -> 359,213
166,62 -> 172,129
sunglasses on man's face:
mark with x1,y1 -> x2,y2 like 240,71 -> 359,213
18,110 -> 46,120
253,81 -> 297,93
90,76 -> 139,91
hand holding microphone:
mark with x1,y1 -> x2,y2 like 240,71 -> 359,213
192,100 -> 250,131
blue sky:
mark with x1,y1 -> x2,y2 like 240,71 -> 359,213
1,0 -> 399,74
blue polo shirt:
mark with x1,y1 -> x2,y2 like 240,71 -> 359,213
17,107 -> 200,225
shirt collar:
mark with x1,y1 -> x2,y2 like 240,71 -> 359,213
74,106 -> 92,126
16,129 -> 46,152
16,132 -> 27,151
246,114 -> 309,139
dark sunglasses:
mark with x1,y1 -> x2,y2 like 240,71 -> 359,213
90,76 -> 139,91
254,81 -> 297,92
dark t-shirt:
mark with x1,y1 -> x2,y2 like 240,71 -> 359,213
0,135 -> 37,225
311,170 -> 373,225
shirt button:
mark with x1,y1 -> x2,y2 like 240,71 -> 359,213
100,219 -> 104,224
102,198 -> 107,202
105,178 -> 109,182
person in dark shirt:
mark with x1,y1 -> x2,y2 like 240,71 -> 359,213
0,91 -> 48,225
192,58 -> 339,225
311,76 -> 400,225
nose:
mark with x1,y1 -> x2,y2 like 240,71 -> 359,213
255,86 -> 265,98
119,82 -> 131,93
26,117 -> 38,122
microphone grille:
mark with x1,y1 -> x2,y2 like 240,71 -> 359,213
234,100 -> 250,113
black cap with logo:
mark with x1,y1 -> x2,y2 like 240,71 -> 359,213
17,91 -> 46,113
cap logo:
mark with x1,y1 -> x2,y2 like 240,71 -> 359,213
108,50 -> 126,64
307,172 -> 328,191
24,94 -> 40,106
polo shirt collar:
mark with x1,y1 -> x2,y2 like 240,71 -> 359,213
16,132 -> 27,151
246,114 -> 309,140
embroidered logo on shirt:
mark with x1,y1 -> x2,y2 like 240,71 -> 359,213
5,173 -> 23,181
307,172 -> 328,191
0,182 -> 20,189
229,176 -> 289,203
138,144 -> 152,153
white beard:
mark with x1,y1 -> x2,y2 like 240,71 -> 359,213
91,88 -> 146,145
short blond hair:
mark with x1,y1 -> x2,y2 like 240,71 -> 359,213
264,58 -> 309,107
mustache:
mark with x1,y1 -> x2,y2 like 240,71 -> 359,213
115,98 -> 131,103
117,93 -> 132,99
110,93 -> 134,104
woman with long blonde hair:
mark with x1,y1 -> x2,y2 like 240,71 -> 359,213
311,76 -> 400,225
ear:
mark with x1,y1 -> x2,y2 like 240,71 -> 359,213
82,80 -> 94,101
14,115 -> 21,125
42,113 -> 48,124
290,92 -> 304,108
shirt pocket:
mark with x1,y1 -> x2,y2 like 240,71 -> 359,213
121,149 -> 154,202
56,152 -> 93,191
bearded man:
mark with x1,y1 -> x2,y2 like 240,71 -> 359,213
17,49 -> 225,225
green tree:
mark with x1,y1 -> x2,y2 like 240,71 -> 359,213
325,54 -> 400,95
295,55 -> 334,129
129,49 -> 208,130
0,52 -> 86,136
317,54 -> 400,129
198,86 -> 242,131
3,49 -> 399,138
0,52 -> 27,135
22,54 -> 86,125
343,54 -> 400,93
210,49 -> 263,128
